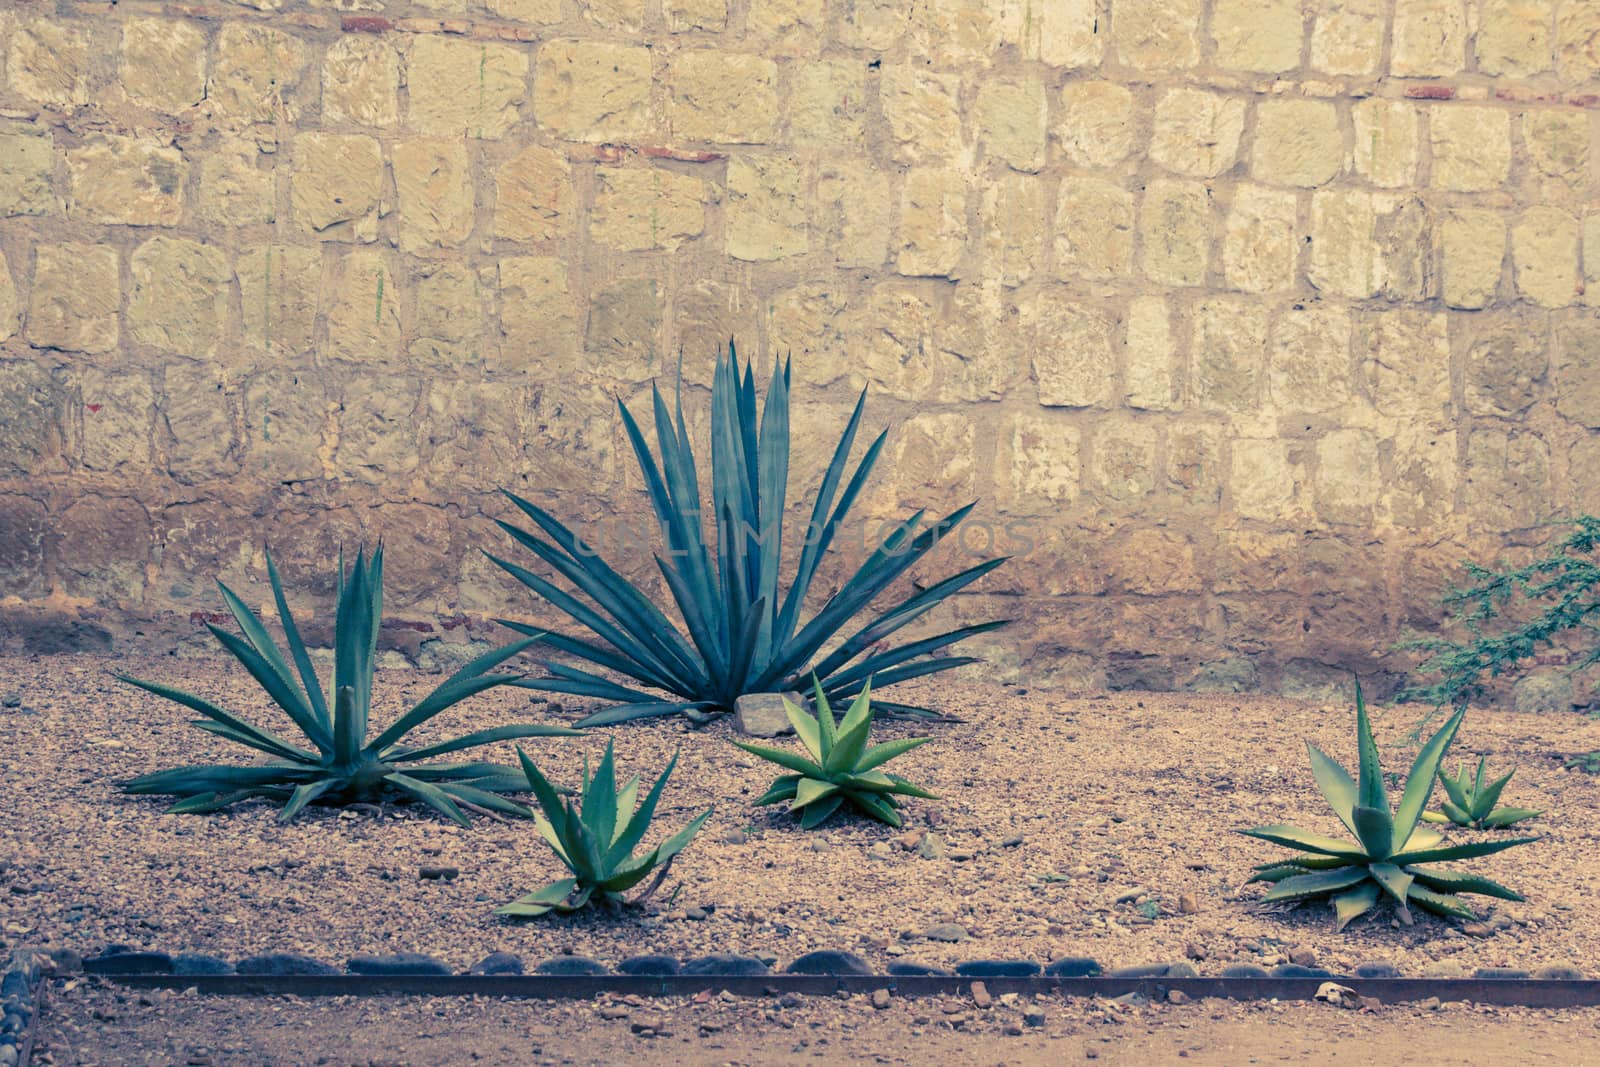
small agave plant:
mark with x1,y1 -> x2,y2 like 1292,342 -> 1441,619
1422,757 -> 1544,830
121,547 -> 578,826
496,741 -> 712,917
1240,684 -> 1537,929
734,679 -> 936,829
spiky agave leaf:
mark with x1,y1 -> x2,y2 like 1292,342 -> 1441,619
497,741 -> 712,918
734,678 -> 935,830
1421,756 -> 1545,830
120,546 -> 579,825
1238,682 -> 1536,930
491,343 -> 1010,726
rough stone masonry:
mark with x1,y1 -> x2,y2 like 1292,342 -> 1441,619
1,1 -> 1598,698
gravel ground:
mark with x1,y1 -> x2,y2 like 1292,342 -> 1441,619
34,980 -> 1600,1066
3,653 -> 1600,979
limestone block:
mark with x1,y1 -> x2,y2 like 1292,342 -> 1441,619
787,61 -> 867,146
489,0 -> 564,20
974,78 -> 1047,172
1352,100 -> 1419,188
839,0 -> 911,51
198,138 -> 276,227
1381,424 -> 1456,527
1525,110 -> 1589,185
1211,0 -> 1304,72
7,19 -> 90,108
494,145 -> 573,243
1461,315 -> 1546,417
1252,100 -> 1343,187
1056,82 -> 1137,169
242,366 -> 327,482
935,283 -> 1016,400
1028,291 -> 1115,409
818,161 -> 891,269
1477,0 -> 1553,77
324,250 -> 401,364
394,138 -> 475,252
423,381 -> 521,492
1440,208 -> 1505,309
1513,206 -> 1580,308
28,243 -> 120,353
1191,297 -> 1268,412
411,262 -> 485,368
535,40 -> 650,142
1150,88 -> 1245,178
0,494 -> 47,595
1005,0 -> 1101,68
66,136 -> 187,226
1124,296 -> 1174,411
1375,194 -> 1433,303
727,155 -> 807,262
1315,429 -> 1379,525
891,412 -> 975,506
1311,0 -> 1387,75
1555,317 -> 1600,428
1588,215 -> 1600,306
291,133 -> 382,239
584,277 -> 660,381
1113,0 -> 1203,69
1309,189 -> 1378,298
1464,428 -> 1549,529
1223,184 -> 1297,293
1168,424 -> 1224,505
591,167 -> 707,252
162,361 -> 240,484
76,369 -> 153,472
897,167 -> 967,277
980,172 -> 1046,286
0,250 -> 15,342
323,36 -> 400,128
1230,438 -> 1304,520
666,0 -> 728,32
407,36 -> 528,138
995,413 -> 1080,511
766,282 -> 848,373
1364,310 -> 1451,417
1088,419 -> 1159,504
499,256 -> 578,368
0,126 -> 53,216
749,0 -> 826,57
128,238 -> 231,358
1392,0 -> 1467,76
122,19 -> 206,113
237,248 -> 320,362
1557,2 -> 1600,82
1140,179 -> 1212,287
57,496 -> 150,602
881,67 -> 962,163
671,280 -> 741,375
584,0 -> 646,32
1431,107 -> 1511,191
1054,176 -> 1135,279
1269,306 -> 1353,412
0,362 -> 62,477
210,24 -> 309,124
334,380 -> 420,485
837,282 -> 937,398
670,52 -> 778,143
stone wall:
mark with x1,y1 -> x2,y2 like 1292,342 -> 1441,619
1,0 -> 1599,696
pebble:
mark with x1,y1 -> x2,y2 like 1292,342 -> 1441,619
898,830 -> 924,851
1178,894 -> 1200,915
418,866 -> 459,881
347,953 -> 451,976
1288,947 -> 1317,967
533,956 -> 609,976
785,950 -> 872,976
887,961 -> 952,976
871,988 -> 892,1009
1352,961 -> 1401,979
925,923 -> 968,943
1044,957 -> 1102,978
1109,962 -> 1197,979
598,1005 -> 631,1020
617,955 -> 680,976
867,843 -> 894,862
917,834 -> 946,861
685,907 -> 710,921
468,952 -> 524,976
956,960 -> 1042,978
236,953 -> 339,976
681,954 -> 768,976
721,829 -> 749,846
1269,964 -> 1332,979
172,953 -> 234,976
1184,942 -> 1206,961
970,981 -> 993,1009
1001,835 -> 1024,848
1220,964 -> 1270,978
1024,1009 -> 1047,1027
1166,989 -> 1191,1004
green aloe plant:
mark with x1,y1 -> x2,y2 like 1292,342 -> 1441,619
121,547 -> 579,826
1240,684 -> 1536,930
496,741 -> 712,917
1422,757 -> 1543,830
490,343 -> 1009,726
734,679 -> 936,829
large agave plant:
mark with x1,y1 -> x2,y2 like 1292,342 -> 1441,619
490,343 -> 1009,725
1240,684 -> 1536,929
121,547 -> 579,826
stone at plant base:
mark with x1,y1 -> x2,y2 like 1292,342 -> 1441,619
467,952 -> 523,976
1109,962 -> 1198,979
924,922 -> 969,943
785,950 -> 873,975
347,952 -> 451,976
236,953 -> 339,976
617,954 -> 680,976
733,692 -> 801,737
1044,957 -> 1102,977
1512,672 -> 1574,713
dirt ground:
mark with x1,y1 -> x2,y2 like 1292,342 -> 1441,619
34,980 -> 1600,1066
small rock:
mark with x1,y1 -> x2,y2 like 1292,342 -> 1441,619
0,694 -> 19,708
44,949 -> 83,974
811,838 -> 831,852
681,954 -> 768,976
785,950 -> 873,976
85,951 -> 174,975
236,953 -> 338,976
1270,964 -> 1333,979
171,953 -> 234,976
1353,961 -> 1401,979
1166,989 -> 1190,1004
721,829 -> 749,846
777,993 -> 803,1009
617,955 -> 680,976
1024,1009 -> 1047,1027
418,866 -> 459,881
948,850 -> 976,862
1177,894 -> 1201,915
1000,834 -> 1024,848
1475,967 -> 1531,980
1184,942 -> 1206,961
468,952 -> 524,976
925,923 -> 968,943
1461,922 -> 1495,938
685,906 -> 710,921
1113,888 -> 1145,904
598,1005 -> 631,1020
955,960 -> 1041,978
1417,996 -> 1442,1010
1422,960 -> 1470,978
888,961 -> 951,976
1534,964 -> 1585,980
347,953 -> 451,976
871,988 -> 892,1009
969,981 -> 993,1009
898,829 -> 924,851
1044,957 -> 1102,978
533,956 -> 609,976
1220,964 -> 1270,978
1288,947 -> 1317,968
917,834 -> 946,860
1109,962 -> 1197,979
868,842 -> 894,862
733,692 -> 801,737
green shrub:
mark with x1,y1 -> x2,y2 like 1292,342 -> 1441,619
121,547 -> 578,826
490,343 -> 1009,726
496,740 -> 711,917
1422,757 -> 1543,830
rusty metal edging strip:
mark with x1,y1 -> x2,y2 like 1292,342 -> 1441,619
98,974 -> 1600,1008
